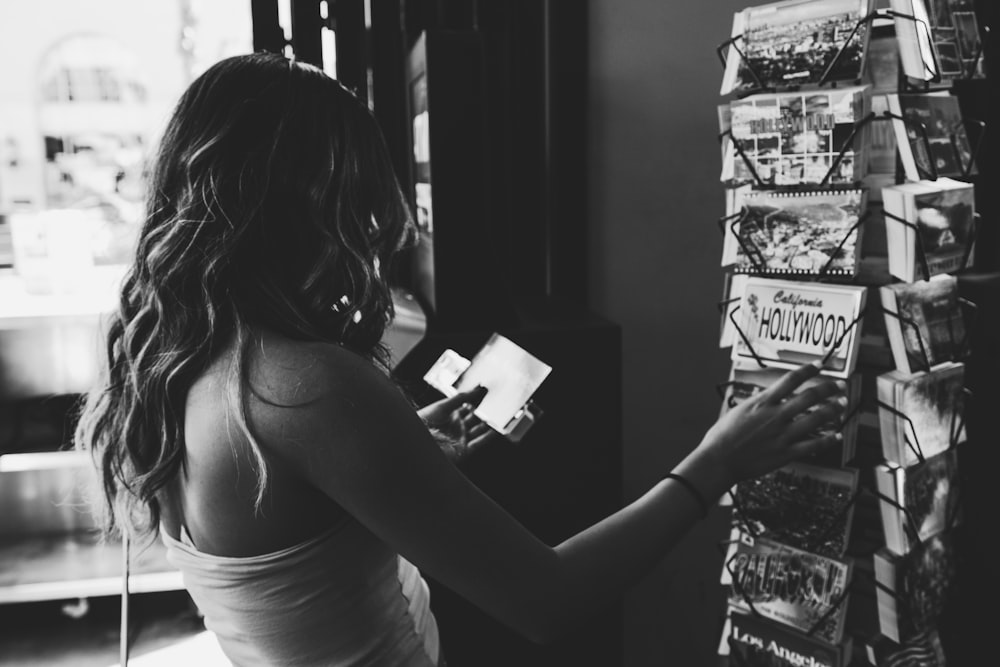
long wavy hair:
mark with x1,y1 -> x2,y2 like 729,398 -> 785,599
74,53 -> 415,540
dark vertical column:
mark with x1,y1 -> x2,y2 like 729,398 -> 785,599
544,0 -> 589,306
403,0 -> 434,46
967,0 -> 997,273
477,1 -> 549,299
438,0 -> 477,30
955,4 -> 998,666
334,0 -> 369,101
402,0 -> 472,35
251,0 -> 285,55
370,1 -> 411,291
290,0 -> 323,67
370,0 -> 410,189
465,1 -> 589,304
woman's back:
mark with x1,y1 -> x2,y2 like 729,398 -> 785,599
159,331 -> 441,666
161,510 -> 439,666
160,331 -> 344,557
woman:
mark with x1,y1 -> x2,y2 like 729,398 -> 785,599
75,53 -> 847,666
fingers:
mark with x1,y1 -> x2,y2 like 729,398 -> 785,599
460,410 -> 494,445
468,427 -> 503,452
782,395 -> 847,441
433,385 -> 488,412
779,379 -> 846,416
785,430 -> 842,461
757,361 -> 823,405
466,420 -> 491,439
448,418 -> 500,460
434,413 -> 466,443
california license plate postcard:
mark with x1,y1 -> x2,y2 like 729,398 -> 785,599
731,277 -> 867,378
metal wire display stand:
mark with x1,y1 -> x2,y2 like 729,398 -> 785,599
713,6 -> 987,665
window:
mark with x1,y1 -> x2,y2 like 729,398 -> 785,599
0,0 -> 252,270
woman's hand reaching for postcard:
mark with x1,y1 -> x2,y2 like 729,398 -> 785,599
696,360 -> 848,487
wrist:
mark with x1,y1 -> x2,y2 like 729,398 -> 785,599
663,473 -> 709,518
671,448 -> 734,509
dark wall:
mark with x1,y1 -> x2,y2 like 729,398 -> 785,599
393,315 -> 623,667
953,2 -> 999,664
586,2 -> 746,665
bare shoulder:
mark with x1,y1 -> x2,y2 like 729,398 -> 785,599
241,329 -> 419,467
240,329 -> 440,519
244,328 -> 398,409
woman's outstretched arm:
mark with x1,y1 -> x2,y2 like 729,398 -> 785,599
253,343 -> 845,644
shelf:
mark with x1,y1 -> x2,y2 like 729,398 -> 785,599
0,264 -> 126,329
0,532 -> 182,605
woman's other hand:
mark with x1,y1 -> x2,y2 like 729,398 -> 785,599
418,386 -> 498,463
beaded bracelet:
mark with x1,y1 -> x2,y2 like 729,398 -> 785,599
664,472 -> 709,518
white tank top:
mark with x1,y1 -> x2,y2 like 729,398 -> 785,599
161,519 -> 440,666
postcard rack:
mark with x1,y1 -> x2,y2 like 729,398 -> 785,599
711,4 -> 991,663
